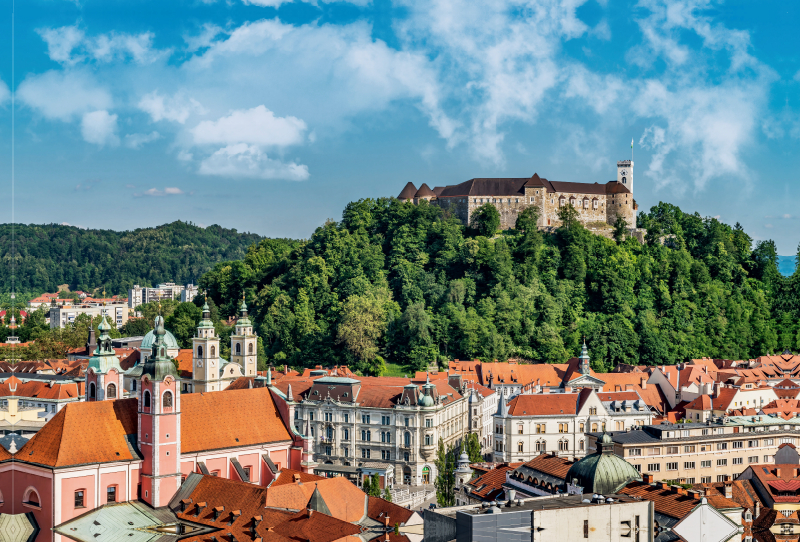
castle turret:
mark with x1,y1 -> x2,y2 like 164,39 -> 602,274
617,160 -> 633,194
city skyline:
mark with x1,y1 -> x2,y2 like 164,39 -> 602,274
1,0 -> 800,254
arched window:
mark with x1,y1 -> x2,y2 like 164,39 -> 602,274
591,423 -> 598,432
163,391 -> 173,409
143,390 -> 151,408
23,488 -> 40,507
248,343 -> 254,354
89,382 -> 96,399
197,345 -> 203,358
235,343 -> 241,355
107,383 -> 116,399
579,439 -> 585,451
518,441 -> 523,452
211,346 -> 216,357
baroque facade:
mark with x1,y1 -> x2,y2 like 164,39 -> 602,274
398,160 -> 637,230
270,371 -> 472,486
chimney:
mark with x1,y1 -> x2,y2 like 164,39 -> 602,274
625,384 -> 634,391
642,474 -> 653,484
542,386 -> 550,394
641,377 -> 647,390
660,482 -> 669,490
755,501 -> 761,517
724,483 -> 732,499
670,485 -> 679,494
691,491 -> 701,500
293,474 -> 301,483
564,386 -> 572,393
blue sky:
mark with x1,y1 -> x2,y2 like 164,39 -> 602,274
1,0 -> 800,254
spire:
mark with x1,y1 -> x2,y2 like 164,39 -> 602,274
267,366 -> 272,386
198,292 -> 214,329
307,484 -> 331,515
287,383 -> 294,402
142,315 -> 179,380
87,314 -> 122,374
237,294 -> 252,327
579,340 -> 591,376
495,388 -> 509,417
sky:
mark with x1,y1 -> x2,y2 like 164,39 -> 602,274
0,0 -> 799,253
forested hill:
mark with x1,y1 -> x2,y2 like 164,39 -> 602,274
200,199 -> 795,375
0,221 -> 264,295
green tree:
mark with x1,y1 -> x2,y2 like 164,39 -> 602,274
383,487 -> 393,502
434,438 -> 456,507
613,215 -> 628,244
515,206 -> 540,233
165,302 -> 202,348
337,289 -> 391,366
470,204 -> 500,237
557,203 -> 580,229
465,432 -> 483,463
121,317 -> 152,337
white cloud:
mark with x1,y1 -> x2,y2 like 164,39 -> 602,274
37,26 -> 86,65
138,91 -> 205,124
184,23 -> 226,53
124,131 -> 162,149
198,143 -> 309,180
81,110 -> 119,146
192,105 -> 307,147
137,187 -> 186,196
37,24 -> 166,65
242,0 -> 372,7
18,70 -> 112,121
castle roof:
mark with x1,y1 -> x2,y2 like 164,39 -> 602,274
434,174 -> 631,198
414,183 -> 435,198
397,181 -> 417,200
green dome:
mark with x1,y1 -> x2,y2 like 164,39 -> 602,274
565,434 -> 642,495
141,328 -> 179,350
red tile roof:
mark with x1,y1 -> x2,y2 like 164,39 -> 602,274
506,393 -> 578,416
270,469 -> 325,487
466,462 -> 522,500
520,454 -> 574,479
265,476 -> 368,523
181,387 -> 293,453
17,398 -> 138,467
175,349 -> 193,379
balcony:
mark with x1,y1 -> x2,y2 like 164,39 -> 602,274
320,437 -> 335,444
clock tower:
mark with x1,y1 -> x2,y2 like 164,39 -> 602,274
617,160 -> 633,194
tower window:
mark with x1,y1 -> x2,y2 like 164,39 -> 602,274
622,177 -> 627,184
107,383 -> 116,399
163,391 -> 173,408
197,346 -> 203,358
74,490 -> 84,508
248,343 -> 254,354
235,343 -> 241,355
143,391 -> 151,408
211,346 -> 216,357
89,383 -> 96,399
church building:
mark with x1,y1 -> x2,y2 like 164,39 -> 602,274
398,160 -> 638,230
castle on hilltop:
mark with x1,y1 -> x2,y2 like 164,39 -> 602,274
398,160 -> 638,230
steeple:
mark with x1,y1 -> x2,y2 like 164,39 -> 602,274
198,297 -> 214,331
231,293 -> 257,377
495,388 -> 509,417
579,340 -> 591,376
85,314 -> 124,401
142,315 -> 179,381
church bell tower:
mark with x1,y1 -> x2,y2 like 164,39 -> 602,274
192,299 -> 220,392
230,296 -> 257,377
617,160 -> 633,193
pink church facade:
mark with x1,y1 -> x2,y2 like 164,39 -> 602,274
0,316 -> 314,542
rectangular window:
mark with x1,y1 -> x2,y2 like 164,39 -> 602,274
344,414 -> 349,423
701,476 -> 711,483
732,457 -> 743,465
75,490 -> 85,508
648,447 -> 661,456
717,443 -> 728,450
717,459 -> 727,467
343,429 -> 349,440
559,423 -> 569,433
580,423 -> 585,433
684,445 -> 696,453
684,462 -> 695,469
748,440 -> 758,447
629,448 -> 642,457
309,412 -> 314,421
748,456 -> 758,463
647,463 -> 660,472
405,417 -> 409,427
584,520 -> 589,539
701,460 -> 711,468
667,462 -> 678,471
764,455 -> 772,462
426,419 -> 433,428
702,429 -> 709,435
518,425 -> 524,434
244,466 -> 251,479
765,439 -> 774,445
107,486 -> 117,503
666,446 -> 679,454
732,441 -> 743,449
717,475 -> 727,482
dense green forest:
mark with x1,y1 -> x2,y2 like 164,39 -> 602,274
0,221 -> 263,295
196,199 -> 792,375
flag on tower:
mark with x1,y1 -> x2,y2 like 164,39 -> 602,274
631,138 -> 634,148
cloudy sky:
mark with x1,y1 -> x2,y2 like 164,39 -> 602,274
0,0 -> 799,253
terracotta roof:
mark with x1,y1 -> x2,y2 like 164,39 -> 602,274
176,474 -> 362,542
367,495 -> 414,525
17,398 -> 139,467
0,375 -> 82,400
685,395 -> 713,411
465,382 -> 494,398
760,399 -> 800,419
520,453 -> 574,479
397,182 -> 417,200
747,463 -> 800,503
506,393 -> 578,416
600,373 -> 669,413
176,349 -> 193,379
265,476 -> 368,523
691,480 -> 764,512
226,376 -> 257,390
713,387 -> 739,411
466,462 -> 523,500
619,481 -> 709,519
270,469 -> 325,487
181,387 -> 292,454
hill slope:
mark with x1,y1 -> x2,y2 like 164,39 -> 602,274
0,221 -> 264,295
199,199 -> 787,374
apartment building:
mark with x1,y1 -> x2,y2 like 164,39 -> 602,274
270,372 -> 471,486
588,414 -> 800,485
128,282 -> 197,308
493,387 -> 653,462
48,299 -> 128,329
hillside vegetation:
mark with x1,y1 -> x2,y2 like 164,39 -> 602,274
199,199 -> 789,375
0,221 -> 263,295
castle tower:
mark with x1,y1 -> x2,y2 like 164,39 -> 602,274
138,315 -> 181,508
192,299 -> 221,392
617,160 -> 633,193
230,296 -> 257,377
455,442 -> 473,488
85,315 -> 123,401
